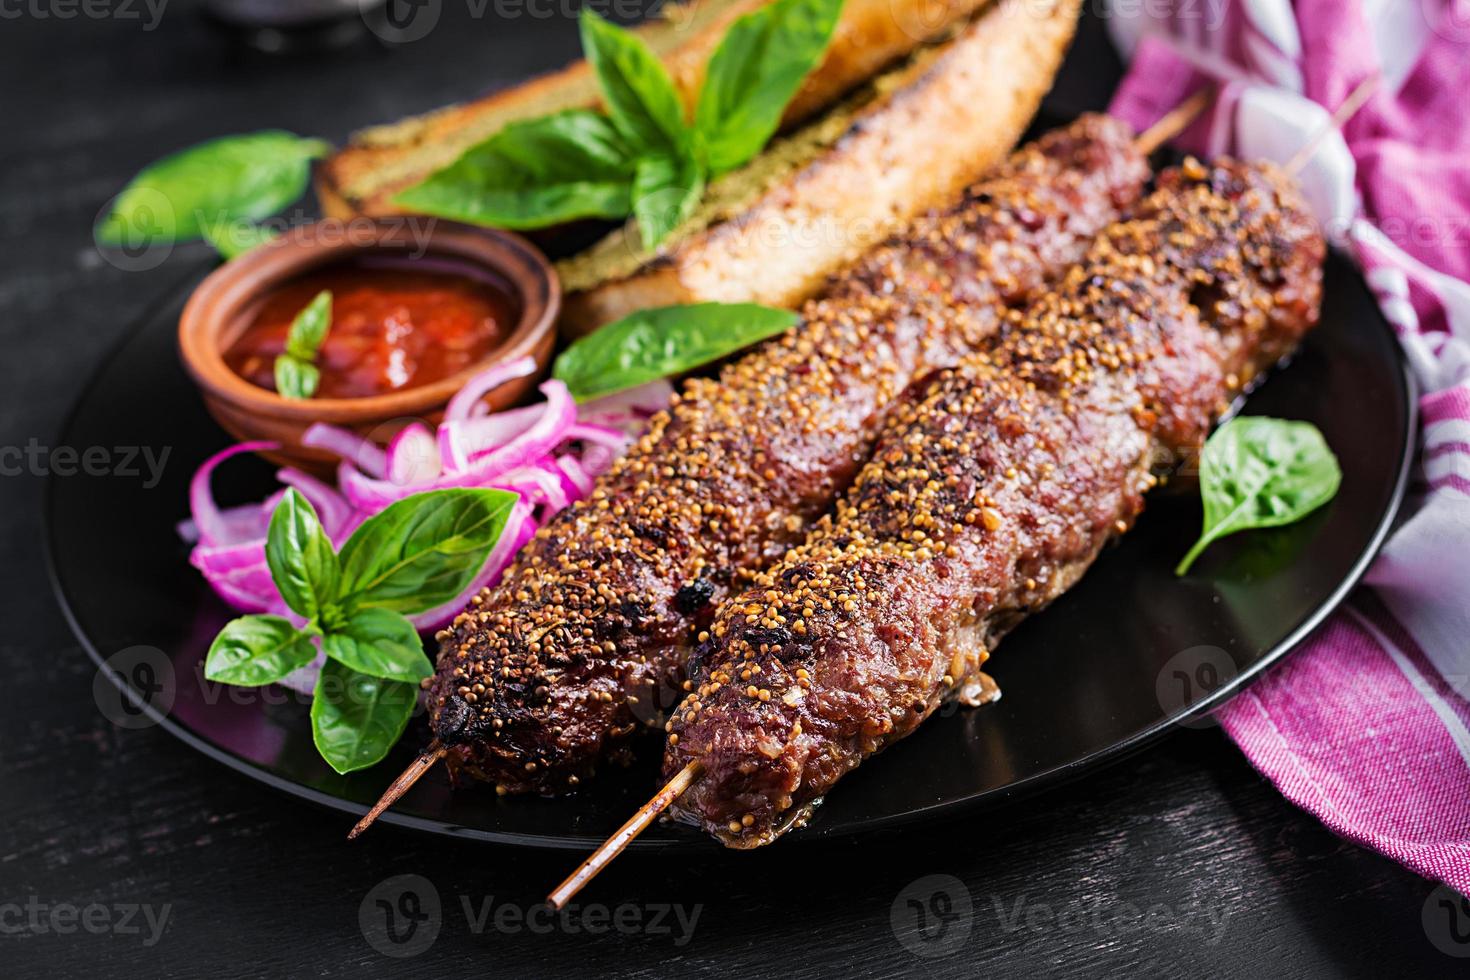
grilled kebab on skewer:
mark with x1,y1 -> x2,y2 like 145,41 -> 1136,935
407,117 -> 1152,804
659,157 -> 1325,847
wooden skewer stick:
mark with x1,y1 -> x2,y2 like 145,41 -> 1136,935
1283,74 -> 1378,177
1135,87 -> 1214,156
539,88 -> 1231,908
347,745 -> 447,840
349,89 -> 1222,857
546,761 -> 703,910
546,75 -> 1376,885
350,81 -> 1359,850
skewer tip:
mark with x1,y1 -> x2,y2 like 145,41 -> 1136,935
1282,74 -> 1379,177
546,761 -> 703,910
347,745 -> 447,840
1134,87 -> 1214,156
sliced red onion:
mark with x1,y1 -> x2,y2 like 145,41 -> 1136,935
276,468 -> 355,538
179,498 -> 271,546
337,461 -> 412,511
494,464 -> 570,513
192,540 -> 268,577
190,441 -> 279,548
564,421 -> 631,455
579,379 -> 675,425
444,355 -> 538,423
215,561 -> 280,601
581,444 -> 621,477
184,359 -> 672,656
198,555 -> 282,613
554,454 -> 594,497
302,424 -> 388,479
205,574 -> 284,615
386,423 -> 441,486
462,380 -> 575,475
437,404 -> 543,472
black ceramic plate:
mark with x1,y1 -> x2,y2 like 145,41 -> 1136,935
47,250 -> 1414,851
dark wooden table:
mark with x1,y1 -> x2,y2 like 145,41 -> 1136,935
1,4 -> 1459,977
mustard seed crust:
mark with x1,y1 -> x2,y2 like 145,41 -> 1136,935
425,116 -> 1150,795
662,159 -> 1325,846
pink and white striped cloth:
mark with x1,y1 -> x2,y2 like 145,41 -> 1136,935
1107,0 -> 1470,893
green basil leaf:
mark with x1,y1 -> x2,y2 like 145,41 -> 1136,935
202,218 -> 279,259
310,659 -> 417,774
284,289 -> 332,361
579,9 -> 690,156
1175,417 -> 1342,575
632,152 -> 705,250
274,354 -> 320,400
394,110 -> 638,229
204,615 -> 318,686
265,488 -> 340,619
97,131 -> 329,246
321,607 -> 432,682
695,0 -> 845,175
336,488 -> 518,614
553,302 -> 799,401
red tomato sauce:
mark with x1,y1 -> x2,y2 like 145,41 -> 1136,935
225,262 -> 517,399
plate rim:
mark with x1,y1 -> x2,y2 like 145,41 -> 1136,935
44,249 -> 1420,852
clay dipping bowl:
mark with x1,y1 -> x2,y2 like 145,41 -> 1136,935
179,219 -> 559,471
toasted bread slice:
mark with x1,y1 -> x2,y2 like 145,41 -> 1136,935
317,0 -> 995,219
558,0 -> 1082,337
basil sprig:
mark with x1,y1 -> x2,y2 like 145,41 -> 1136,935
204,487 -> 518,773
579,9 -> 691,158
1175,417 -> 1342,575
394,111 -> 640,230
98,131 -> 327,258
274,290 -> 332,400
398,0 -> 844,249
695,0 -> 846,175
553,302 -> 798,401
